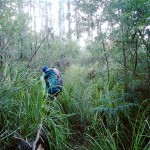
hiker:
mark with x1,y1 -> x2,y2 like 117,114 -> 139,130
42,66 -> 62,97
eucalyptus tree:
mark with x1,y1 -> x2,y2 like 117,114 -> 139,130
103,0 -> 150,88
58,0 -> 65,39
74,0 -> 97,41
67,0 -> 72,39
0,0 -> 31,63
74,0 -> 110,80
17,0 -> 27,60
75,0 -> 150,85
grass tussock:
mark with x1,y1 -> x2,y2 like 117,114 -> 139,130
0,63 -> 149,150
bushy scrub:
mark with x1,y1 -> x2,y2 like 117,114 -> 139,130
58,64 -> 150,149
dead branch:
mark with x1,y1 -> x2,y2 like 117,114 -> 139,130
27,29 -> 51,67
13,136 -> 32,149
32,120 -> 43,150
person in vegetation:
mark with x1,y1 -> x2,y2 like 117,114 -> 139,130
42,66 -> 62,98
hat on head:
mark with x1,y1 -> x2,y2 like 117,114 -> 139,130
42,66 -> 48,72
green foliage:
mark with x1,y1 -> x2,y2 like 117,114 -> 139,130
58,64 -> 149,149
0,0 -> 150,149
0,59 -> 149,149
0,0 -> 30,61
130,101 -> 150,150
85,125 -> 118,150
0,63 -> 70,149
31,38 -> 79,70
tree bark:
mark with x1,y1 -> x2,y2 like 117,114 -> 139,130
138,30 -> 150,83
59,0 -> 65,39
74,0 -> 80,40
134,38 -> 138,73
67,0 -> 72,39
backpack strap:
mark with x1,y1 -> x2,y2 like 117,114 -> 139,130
53,68 -> 61,86
53,68 -> 60,78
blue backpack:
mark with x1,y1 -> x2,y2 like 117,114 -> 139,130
44,68 -> 62,95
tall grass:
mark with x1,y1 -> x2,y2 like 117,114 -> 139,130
130,100 -> 150,150
0,63 -> 149,149
0,63 -> 70,149
59,65 -> 149,149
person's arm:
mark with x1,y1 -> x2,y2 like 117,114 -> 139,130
44,74 -> 49,87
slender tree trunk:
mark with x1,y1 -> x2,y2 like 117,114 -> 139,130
18,0 -> 24,60
33,0 -> 36,31
45,0 -> 48,34
148,30 -> 150,96
98,16 -> 109,80
0,0 -> 3,10
49,2 -> 52,29
87,13 -> 93,41
134,38 -> 138,74
102,40 -> 109,80
121,26 -> 127,77
74,0 -> 79,41
67,0 -> 71,39
28,0 -> 32,18
58,0 -> 65,39
138,30 -> 150,83
122,43 -> 127,74
0,0 -> 4,65
121,27 -> 128,90
148,31 -> 150,84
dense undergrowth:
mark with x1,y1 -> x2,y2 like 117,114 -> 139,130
0,63 -> 149,150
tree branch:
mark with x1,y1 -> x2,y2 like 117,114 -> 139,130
138,30 -> 149,52
32,119 -> 43,150
27,30 -> 51,67
13,136 -> 32,149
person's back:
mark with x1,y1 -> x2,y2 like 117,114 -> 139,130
42,66 -> 62,97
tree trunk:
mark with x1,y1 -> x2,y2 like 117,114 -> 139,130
102,40 -> 109,80
134,38 -> 138,74
67,0 -> 71,39
74,0 -> 80,41
138,30 -> 150,83
45,0 -> 48,34
98,16 -> 109,80
58,0 -> 65,39
18,0 -> 24,60
33,1 -> 36,31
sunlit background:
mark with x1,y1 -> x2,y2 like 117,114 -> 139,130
23,0 -> 109,47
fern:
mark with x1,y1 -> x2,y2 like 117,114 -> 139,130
92,103 -> 138,116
